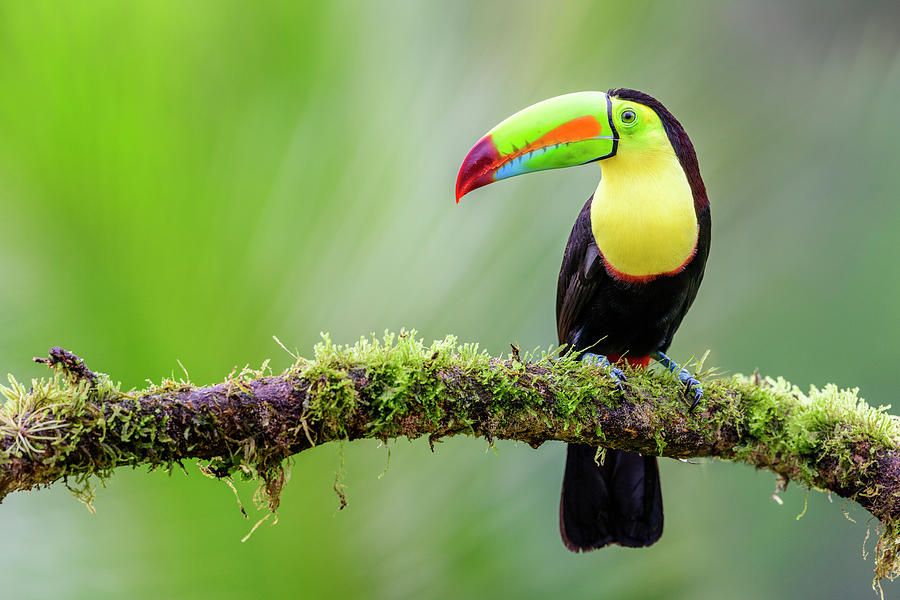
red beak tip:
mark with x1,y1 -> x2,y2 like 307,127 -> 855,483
454,176 -> 470,203
454,135 -> 500,206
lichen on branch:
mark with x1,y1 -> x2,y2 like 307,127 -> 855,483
1,330 -> 899,581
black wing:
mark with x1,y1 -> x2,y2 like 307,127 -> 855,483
556,195 -> 607,348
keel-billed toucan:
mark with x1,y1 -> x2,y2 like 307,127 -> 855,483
455,89 -> 710,550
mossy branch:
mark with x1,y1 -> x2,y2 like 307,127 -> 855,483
2,332 -> 900,581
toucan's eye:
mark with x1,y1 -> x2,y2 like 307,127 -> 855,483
621,109 -> 638,126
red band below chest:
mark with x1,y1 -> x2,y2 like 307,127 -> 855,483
607,354 -> 651,368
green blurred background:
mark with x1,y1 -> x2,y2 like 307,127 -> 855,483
1,1 -> 899,598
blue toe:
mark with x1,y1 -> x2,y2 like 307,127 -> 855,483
652,350 -> 703,410
582,352 -> 627,389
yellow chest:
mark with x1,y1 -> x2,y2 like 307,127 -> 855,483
590,150 -> 698,279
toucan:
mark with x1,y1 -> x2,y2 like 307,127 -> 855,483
455,89 -> 710,550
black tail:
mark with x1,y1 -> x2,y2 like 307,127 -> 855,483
559,443 -> 663,551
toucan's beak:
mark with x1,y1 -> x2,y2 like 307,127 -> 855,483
455,91 -> 618,202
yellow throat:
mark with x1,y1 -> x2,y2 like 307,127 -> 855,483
590,145 -> 698,279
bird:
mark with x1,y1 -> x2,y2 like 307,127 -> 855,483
455,88 -> 711,551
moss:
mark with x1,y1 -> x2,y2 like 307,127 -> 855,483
296,330 -> 460,438
547,351 -> 622,414
0,365 -> 127,509
0,374 -> 82,458
875,519 -> 900,584
4,332 -> 900,582
722,374 -> 900,581
729,375 -> 899,486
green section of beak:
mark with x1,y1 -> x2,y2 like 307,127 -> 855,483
456,91 -> 617,200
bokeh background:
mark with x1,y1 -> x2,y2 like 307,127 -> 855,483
1,1 -> 899,598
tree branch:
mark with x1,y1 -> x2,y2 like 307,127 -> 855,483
1,332 -> 899,580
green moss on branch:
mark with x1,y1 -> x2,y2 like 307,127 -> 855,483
1,331 -> 899,580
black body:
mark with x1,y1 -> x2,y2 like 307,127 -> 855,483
557,89 -> 711,551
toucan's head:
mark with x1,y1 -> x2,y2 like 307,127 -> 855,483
455,89 -> 695,202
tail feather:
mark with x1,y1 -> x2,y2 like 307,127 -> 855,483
559,443 -> 663,551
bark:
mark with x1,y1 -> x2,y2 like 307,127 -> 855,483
2,342 -> 899,579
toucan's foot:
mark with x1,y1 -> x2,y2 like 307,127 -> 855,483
581,352 -> 627,390
681,373 -> 704,412
651,351 -> 703,411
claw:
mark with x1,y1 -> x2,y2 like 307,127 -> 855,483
681,374 -> 704,412
581,352 -> 627,390
652,350 -> 704,410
